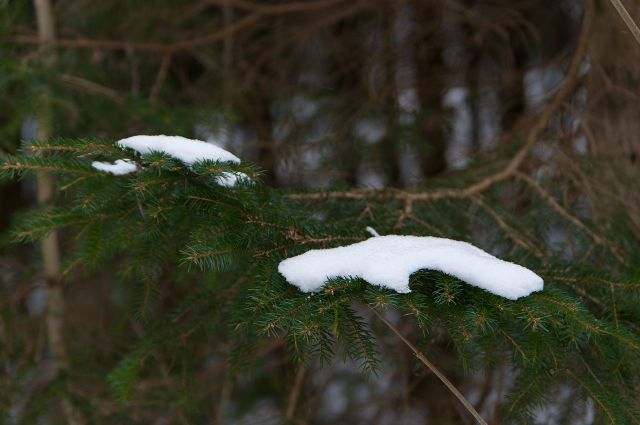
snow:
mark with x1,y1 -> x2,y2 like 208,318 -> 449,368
278,235 -> 543,300
116,135 -> 240,165
365,226 -> 380,237
215,171 -> 249,188
113,135 -> 247,186
91,159 -> 137,175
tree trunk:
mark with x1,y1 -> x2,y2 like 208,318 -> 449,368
33,1 -> 84,423
414,1 -> 447,177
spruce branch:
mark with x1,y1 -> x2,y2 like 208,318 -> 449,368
287,0 -> 594,211
514,171 -> 623,262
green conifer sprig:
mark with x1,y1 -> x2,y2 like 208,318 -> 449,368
3,138 -> 640,421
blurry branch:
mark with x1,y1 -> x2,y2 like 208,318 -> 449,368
148,53 -> 172,102
608,0 -> 640,46
284,365 -> 307,423
369,307 -> 488,425
8,12 -> 259,53
288,0 -> 594,203
8,0 -> 349,54
59,74 -> 125,104
204,0 -> 346,14
237,0 -> 369,92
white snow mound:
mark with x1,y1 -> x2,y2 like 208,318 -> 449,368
278,235 -> 543,300
116,135 -> 240,165
91,159 -> 137,175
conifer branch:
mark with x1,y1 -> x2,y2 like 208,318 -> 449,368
288,0 -> 594,205
514,171 -> 623,262
368,307 -> 488,425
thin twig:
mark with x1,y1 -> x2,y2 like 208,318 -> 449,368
514,171 -> 623,262
285,365 -> 306,422
205,0 -> 345,14
9,12 -> 259,53
368,306 -> 488,425
8,0 -> 350,53
608,0 -> 640,46
149,52 -> 172,102
470,195 -> 543,258
59,74 -> 125,104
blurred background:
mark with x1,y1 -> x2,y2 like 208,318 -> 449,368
1,0 -> 639,424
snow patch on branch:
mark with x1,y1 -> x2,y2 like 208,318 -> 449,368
278,235 -> 543,300
365,226 -> 380,237
113,135 -> 248,187
116,135 -> 241,165
91,159 -> 137,175
215,171 -> 246,188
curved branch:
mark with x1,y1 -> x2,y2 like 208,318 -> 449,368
288,0 -> 594,204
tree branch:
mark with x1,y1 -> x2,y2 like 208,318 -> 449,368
285,365 -> 306,422
8,0 -> 350,54
288,0 -> 594,204
205,0 -> 346,14
368,306 -> 488,425
8,12 -> 260,53
608,0 -> 640,46
514,171 -> 623,262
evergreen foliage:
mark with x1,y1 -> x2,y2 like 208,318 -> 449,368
2,0 -> 640,423
2,137 -> 639,423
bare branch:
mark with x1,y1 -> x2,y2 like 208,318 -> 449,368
8,12 -> 260,53
205,0 -> 346,14
285,366 -> 306,422
369,306 -> 488,425
149,53 -> 173,102
608,0 -> 640,46
8,0 -> 350,53
59,74 -> 125,104
288,0 -> 594,204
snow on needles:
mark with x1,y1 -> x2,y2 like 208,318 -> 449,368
92,159 -> 137,175
116,135 -> 240,165
109,135 -> 247,187
278,235 -> 543,300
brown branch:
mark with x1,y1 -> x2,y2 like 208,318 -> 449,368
285,365 -> 306,422
288,0 -> 594,204
9,0 -> 350,54
148,53 -> 172,102
608,0 -> 640,46
470,195 -> 543,258
205,0 -> 346,14
59,74 -> 125,104
8,12 -> 259,53
368,307 -> 488,425
514,171 -> 623,262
